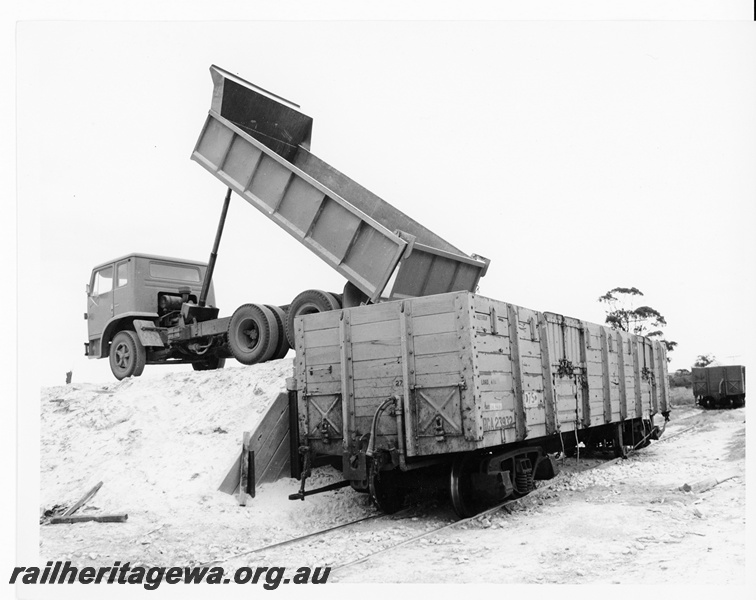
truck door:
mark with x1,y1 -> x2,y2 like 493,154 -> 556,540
87,264 -> 115,348
112,258 -> 131,317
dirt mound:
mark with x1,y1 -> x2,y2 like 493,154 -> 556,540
40,359 -> 296,518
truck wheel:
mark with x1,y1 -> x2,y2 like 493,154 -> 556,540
109,330 -> 146,380
228,304 -> 279,365
285,289 -> 341,348
192,357 -> 226,371
264,305 -> 290,360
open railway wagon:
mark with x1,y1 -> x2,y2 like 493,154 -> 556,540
691,365 -> 746,409
292,291 -> 671,517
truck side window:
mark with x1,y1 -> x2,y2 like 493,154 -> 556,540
93,266 -> 114,296
149,262 -> 201,282
116,261 -> 128,287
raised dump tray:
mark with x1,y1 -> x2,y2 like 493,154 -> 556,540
192,65 -> 489,303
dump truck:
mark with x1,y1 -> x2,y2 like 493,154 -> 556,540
692,365 -> 746,408
85,66 -> 489,380
84,253 -> 226,378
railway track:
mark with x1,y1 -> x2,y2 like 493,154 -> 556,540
203,422 -> 700,572
199,509 -> 413,568
332,422 -> 701,574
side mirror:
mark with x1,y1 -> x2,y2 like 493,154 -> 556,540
85,283 -> 91,296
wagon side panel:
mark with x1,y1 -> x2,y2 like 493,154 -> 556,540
470,295 -> 518,447
584,323 -> 610,427
407,293 -> 476,456
512,305 -> 548,440
619,333 -> 638,419
350,302 -> 404,458
543,313 -> 581,433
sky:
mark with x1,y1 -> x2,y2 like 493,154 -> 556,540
16,19 -> 755,387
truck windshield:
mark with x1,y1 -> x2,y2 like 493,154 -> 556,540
149,262 -> 201,282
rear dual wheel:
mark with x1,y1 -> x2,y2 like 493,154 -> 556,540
264,304 -> 291,360
284,290 -> 342,348
227,304 -> 280,365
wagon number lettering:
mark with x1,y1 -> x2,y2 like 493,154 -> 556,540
482,415 -> 515,430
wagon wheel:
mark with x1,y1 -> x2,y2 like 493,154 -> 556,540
109,330 -> 146,380
449,454 -> 488,518
227,304 -> 279,365
369,465 -> 406,514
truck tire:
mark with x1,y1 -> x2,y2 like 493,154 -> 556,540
228,304 -> 279,365
109,330 -> 146,380
285,289 -> 341,348
264,304 -> 290,360
192,357 -> 226,371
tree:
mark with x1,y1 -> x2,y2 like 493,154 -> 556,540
693,354 -> 717,368
598,286 -> 676,357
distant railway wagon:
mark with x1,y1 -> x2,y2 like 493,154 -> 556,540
692,365 -> 746,409
293,291 -> 670,517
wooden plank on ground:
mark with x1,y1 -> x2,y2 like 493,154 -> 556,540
49,514 -> 127,524
63,481 -> 103,517
218,391 -> 292,498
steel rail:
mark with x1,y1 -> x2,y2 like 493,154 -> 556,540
198,508 -> 411,568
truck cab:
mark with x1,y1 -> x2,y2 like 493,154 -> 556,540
85,253 -> 220,378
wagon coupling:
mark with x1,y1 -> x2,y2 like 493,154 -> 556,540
288,480 -> 350,501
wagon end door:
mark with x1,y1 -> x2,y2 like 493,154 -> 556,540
295,311 -> 345,457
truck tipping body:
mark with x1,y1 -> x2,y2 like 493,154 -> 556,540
192,65 -> 489,304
